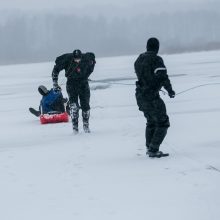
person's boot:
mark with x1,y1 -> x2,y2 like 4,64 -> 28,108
148,150 -> 169,158
148,145 -> 169,158
82,110 -> 90,133
148,126 -> 169,157
70,103 -> 79,133
29,107 -> 41,117
146,146 -> 150,155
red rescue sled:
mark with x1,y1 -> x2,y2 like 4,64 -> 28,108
40,112 -> 69,124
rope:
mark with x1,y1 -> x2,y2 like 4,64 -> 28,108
59,78 -> 220,97
161,82 -> 220,96
89,79 -> 134,86
91,80 -> 220,96
176,83 -> 220,95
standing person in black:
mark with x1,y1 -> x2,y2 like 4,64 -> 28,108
134,38 -> 175,158
52,49 -> 96,133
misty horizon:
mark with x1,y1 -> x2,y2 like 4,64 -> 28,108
0,0 -> 220,65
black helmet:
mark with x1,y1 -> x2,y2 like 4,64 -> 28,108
73,49 -> 82,59
147,37 -> 159,53
38,85 -> 49,96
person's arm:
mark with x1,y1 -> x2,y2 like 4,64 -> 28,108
52,54 -> 69,89
85,60 -> 96,78
52,65 -> 63,89
154,56 -> 175,98
80,53 -> 96,79
134,54 -> 144,81
81,61 -> 92,79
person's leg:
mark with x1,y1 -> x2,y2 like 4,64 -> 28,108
65,100 -> 70,115
148,98 -> 170,153
79,82 -> 90,132
144,112 -> 155,151
51,95 -> 65,113
70,102 -> 79,132
29,107 -> 41,117
137,99 -> 156,153
149,124 -> 169,152
66,83 -> 80,132
82,110 -> 90,133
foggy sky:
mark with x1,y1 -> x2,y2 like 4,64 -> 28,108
0,0 -> 219,65
0,0 -> 217,22
0,0 -> 210,11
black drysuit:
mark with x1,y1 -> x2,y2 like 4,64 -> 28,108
52,53 -> 94,111
134,51 -> 174,152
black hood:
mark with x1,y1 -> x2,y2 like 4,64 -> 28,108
38,85 -> 49,96
146,38 -> 159,53
73,49 -> 82,59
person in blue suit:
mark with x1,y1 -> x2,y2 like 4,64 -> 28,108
29,85 -> 69,117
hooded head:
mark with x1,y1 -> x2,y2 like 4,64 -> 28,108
73,49 -> 82,59
38,85 -> 49,96
146,37 -> 160,53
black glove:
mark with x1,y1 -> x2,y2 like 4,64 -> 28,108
53,81 -> 61,91
168,90 -> 175,98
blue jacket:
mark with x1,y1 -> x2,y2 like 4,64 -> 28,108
40,89 -> 65,114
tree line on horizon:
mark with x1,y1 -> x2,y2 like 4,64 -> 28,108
0,10 -> 220,64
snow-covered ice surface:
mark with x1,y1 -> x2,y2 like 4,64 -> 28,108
0,50 -> 220,220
